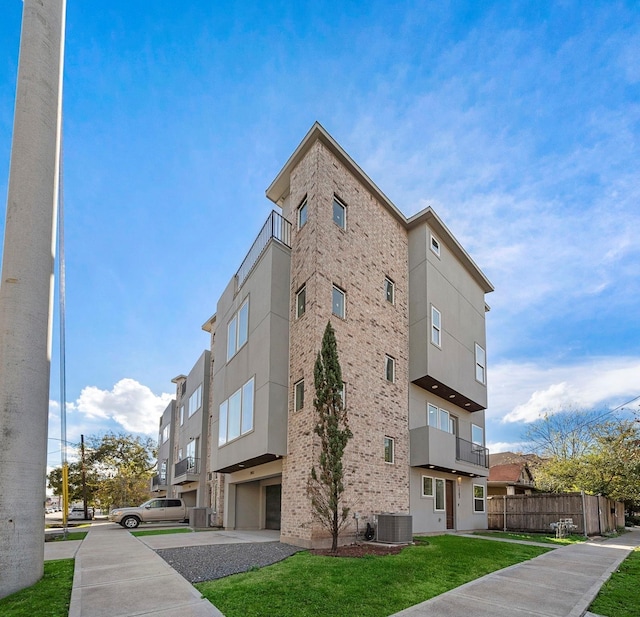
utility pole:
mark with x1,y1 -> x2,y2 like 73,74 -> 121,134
0,0 -> 66,598
81,434 -> 88,520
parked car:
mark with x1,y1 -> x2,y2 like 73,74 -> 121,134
109,498 -> 189,529
68,507 -> 94,520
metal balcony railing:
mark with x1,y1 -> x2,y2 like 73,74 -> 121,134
456,437 -> 489,468
236,211 -> 291,288
174,457 -> 199,477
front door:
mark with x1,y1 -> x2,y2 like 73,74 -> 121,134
265,484 -> 281,530
445,480 -> 455,529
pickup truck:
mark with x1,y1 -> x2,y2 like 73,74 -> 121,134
109,498 -> 189,529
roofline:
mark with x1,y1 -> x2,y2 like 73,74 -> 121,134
171,374 -> 187,384
202,313 -> 216,333
266,122 -> 493,294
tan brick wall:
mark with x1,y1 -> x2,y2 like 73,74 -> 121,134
281,140 -> 410,547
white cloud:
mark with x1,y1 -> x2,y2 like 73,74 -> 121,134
486,441 -> 528,454
489,357 -> 640,424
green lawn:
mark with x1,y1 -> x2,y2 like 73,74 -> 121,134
46,530 -> 88,542
474,530 -> 587,545
0,559 -> 74,617
130,527 -> 194,537
589,547 -> 640,617
196,535 -> 550,617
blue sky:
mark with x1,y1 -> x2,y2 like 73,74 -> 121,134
1,1 -> 638,470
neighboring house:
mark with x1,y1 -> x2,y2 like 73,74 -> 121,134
487,452 -> 537,496
199,122 -> 494,548
151,400 -> 175,496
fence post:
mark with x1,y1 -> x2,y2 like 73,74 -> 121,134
503,495 -> 507,532
581,491 -> 588,537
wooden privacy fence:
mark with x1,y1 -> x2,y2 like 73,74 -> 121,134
487,492 -> 625,536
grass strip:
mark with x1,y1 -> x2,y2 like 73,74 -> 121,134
130,527 -> 193,537
196,534 -> 549,617
589,547 -> 640,617
46,531 -> 88,542
473,530 -> 586,545
0,559 -> 74,617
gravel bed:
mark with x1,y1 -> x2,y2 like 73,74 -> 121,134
156,542 -> 304,583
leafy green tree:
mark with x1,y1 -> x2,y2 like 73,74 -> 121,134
307,321 -> 353,552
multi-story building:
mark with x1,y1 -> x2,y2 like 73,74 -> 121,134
200,123 -> 494,548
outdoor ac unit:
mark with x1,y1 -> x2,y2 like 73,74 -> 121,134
376,513 -> 413,543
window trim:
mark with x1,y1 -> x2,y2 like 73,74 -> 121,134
473,484 -> 486,513
188,384 -> 202,418
296,285 -> 306,319
294,379 -> 304,412
471,423 -> 484,447
434,478 -> 445,511
384,277 -> 395,305
475,343 -> 486,384
332,285 -> 346,319
227,298 -> 249,361
218,377 -> 255,446
297,197 -> 308,229
431,305 -> 441,347
421,475 -> 434,497
385,355 -> 395,383
430,233 -> 441,257
333,196 -> 346,230
384,436 -> 395,464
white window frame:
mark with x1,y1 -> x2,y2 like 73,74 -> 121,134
294,379 -> 304,411
421,476 -> 434,497
179,405 -> 184,426
218,377 -> 255,446
384,436 -> 394,464
333,197 -> 346,229
188,384 -> 202,418
434,478 -> 445,511
227,299 -> 249,361
332,285 -> 345,319
384,277 -> 395,304
385,355 -> 395,383
475,343 -> 486,384
427,403 -> 454,434
430,233 -> 441,257
161,425 -> 169,444
473,484 -> 486,513
298,198 -> 308,229
296,285 -> 306,319
472,423 -> 484,447
431,305 -> 441,347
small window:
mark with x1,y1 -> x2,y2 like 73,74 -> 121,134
473,484 -> 486,513
332,285 -> 345,319
422,476 -> 433,497
439,408 -> 450,432
333,197 -> 346,229
384,436 -> 394,463
472,424 -> 484,447
294,379 -> 304,411
434,478 -> 445,511
475,343 -> 486,384
296,285 -> 306,318
298,198 -> 308,229
161,425 -> 169,444
431,306 -> 441,347
430,233 -> 441,257
385,277 -> 395,304
338,383 -> 346,408
385,355 -> 395,383
179,405 -> 184,426
227,299 -> 249,361
428,403 -> 438,428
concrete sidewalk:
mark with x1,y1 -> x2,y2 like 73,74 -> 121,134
390,528 -> 640,617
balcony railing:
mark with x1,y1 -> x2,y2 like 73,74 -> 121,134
456,437 -> 489,468
151,474 -> 167,488
236,210 -> 291,288
174,457 -> 199,477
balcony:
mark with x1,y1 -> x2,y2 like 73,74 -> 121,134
150,474 -> 168,492
172,457 -> 201,485
409,426 -> 489,477
236,210 -> 291,288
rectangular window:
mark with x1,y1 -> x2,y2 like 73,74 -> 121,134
298,198 -> 308,229
475,343 -> 486,384
218,377 -> 255,446
384,436 -> 394,463
422,476 -> 433,497
428,403 -> 439,428
177,448 -> 183,462
227,299 -> 249,361
473,484 -> 486,513
385,277 -> 395,304
430,233 -> 441,257
333,197 -> 346,229
385,355 -> 395,382
439,408 -> 450,433
431,306 -> 441,347
472,424 -> 484,446
179,405 -> 184,426
296,285 -> 306,318
428,403 -> 454,434
338,383 -> 346,408
435,478 -> 445,511
161,425 -> 170,444
186,439 -> 196,462
332,285 -> 345,319
188,384 -> 202,417
294,379 -> 304,411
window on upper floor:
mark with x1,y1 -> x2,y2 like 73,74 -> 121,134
430,233 -> 441,257
332,285 -> 345,319
422,476 -> 434,497
473,484 -> 486,513
475,343 -> 486,384
218,377 -> 255,446
296,285 -> 306,318
294,379 -> 304,411
227,299 -> 249,361
298,198 -> 308,229
186,439 -> 197,462
179,405 -> 184,426
188,384 -> 202,417
385,277 -> 395,304
333,197 -> 346,229
159,460 -> 167,482
434,478 -> 445,511
385,355 -> 395,383
427,403 -> 455,434
431,305 -> 441,347
161,425 -> 170,444
472,423 -> 484,447
384,436 -> 394,464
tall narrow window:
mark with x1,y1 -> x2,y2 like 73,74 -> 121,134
294,379 -> 304,411
332,285 -> 345,319
227,299 -> 249,361
431,306 -> 441,347
333,197 -> 346,229
385,277 -> 395,304
219,377 -> 255,446
188,384 -> 202,417
473,484 -> 486,513
296,285 -> 306,318
241,378 -> 254,434
428,403 -> 438,428
218,401 -> 228,447
430,233 -> 441,257
179,405 -> 184,426
475,343 -> 486,384
384,436 -> 394,463
435,478 -> 445,511
385,355 -> 395,383
422,476 -> 434,497
298,198 -> 308,229
439,408 -> 450,433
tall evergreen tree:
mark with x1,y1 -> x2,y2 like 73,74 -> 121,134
307,321 -> 353,551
